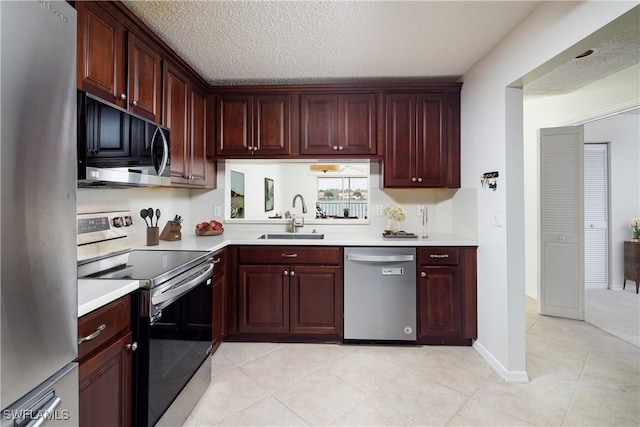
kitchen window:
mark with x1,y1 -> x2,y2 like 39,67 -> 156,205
316,176 -> 368,219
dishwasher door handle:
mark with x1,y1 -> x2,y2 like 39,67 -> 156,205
346,254 -> 415,262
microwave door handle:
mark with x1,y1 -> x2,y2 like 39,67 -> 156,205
150,126 -> 160,173
150,126 -> 169,176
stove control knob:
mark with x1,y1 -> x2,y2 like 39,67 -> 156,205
124,216 -> 133,226
112,217 -> 123,227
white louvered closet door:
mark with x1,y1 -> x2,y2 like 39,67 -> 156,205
584,143 -> 609,289
539,126 -> 584,320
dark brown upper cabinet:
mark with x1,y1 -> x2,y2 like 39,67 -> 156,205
383,91 -> 460,188
216,94 -> 291,157
163,64 -> 213,188
77,1 -> 162,123
300,93 -> 377,156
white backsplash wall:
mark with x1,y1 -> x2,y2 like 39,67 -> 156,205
77,187 -> 192,248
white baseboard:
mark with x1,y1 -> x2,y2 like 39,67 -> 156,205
525,289 -> 538,300
473,340 -> 530,383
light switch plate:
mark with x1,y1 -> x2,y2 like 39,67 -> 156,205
417,205 -> 425,217
376,205 -> 383,216
214,206 -> 222,217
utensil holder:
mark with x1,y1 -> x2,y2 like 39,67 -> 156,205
159,221 -> 182,241
146,227 -> 159,246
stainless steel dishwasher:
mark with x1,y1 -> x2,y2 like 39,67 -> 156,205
344,247 -> 416,342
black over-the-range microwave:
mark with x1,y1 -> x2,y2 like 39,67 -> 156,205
77,91 -> 171,187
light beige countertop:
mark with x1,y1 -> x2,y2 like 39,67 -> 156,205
146,230 -> 477,252
78,230 -> 477,316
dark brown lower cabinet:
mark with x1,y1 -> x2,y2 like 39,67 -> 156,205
235,246 -> 343,339
212,265 -> 227,349
79,331 -> 133,427
417,247 -> 477,345
290,265 -> 342,335
78,294 -> 134,427
238,264 -> 342,336
239,265 -> 290,334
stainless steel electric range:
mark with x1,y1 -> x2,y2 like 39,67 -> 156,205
77,211 -> 218,427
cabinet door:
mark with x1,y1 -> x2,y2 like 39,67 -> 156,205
163,64 -> 190,184
254,95 -> 291,155
338,93 -> 377,155
290,265 -> 343,335
127,33 -> 162,122
216,96 -> 253,156
417,266 -> 461,337
212,268 -> 226,348
79,332 -> 133,427
416,93 -> 448,186
189,87 -> 208,186
238,265 -> 289,333
383,93 -> 418,186
300,94 -> 338,155
77,2 -> 126,108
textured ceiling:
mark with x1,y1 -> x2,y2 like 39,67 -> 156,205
122,0 -> 540,86
525,21 -> 640,94
122,1 -> 640,93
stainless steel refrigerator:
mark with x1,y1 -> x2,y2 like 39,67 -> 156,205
1,1 -> 78,425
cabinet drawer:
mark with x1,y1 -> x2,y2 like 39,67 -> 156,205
78,294 -> 131,360
418,247 -> 459,265
238,246 -> 342,265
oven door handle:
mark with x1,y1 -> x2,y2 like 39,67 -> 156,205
151,262 -> 214,307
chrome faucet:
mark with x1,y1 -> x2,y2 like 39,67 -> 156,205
291,194 -> 307,233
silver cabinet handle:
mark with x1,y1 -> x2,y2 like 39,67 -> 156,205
420,271 -> 427,277
281,253 -> 298,258
126,342 -> 138,351
412,177 -> 417,182
78,324 -> 106,344
417,177 -> 423,182
283,270 -> 289,276
332,146 -> 339,151
338,146 -> 344,151
118,93 -> 127,100
290,271 -> 295,276
213,257 -> 222,265
252,146 -> 258,151
430,254 -> 449,259
131,100 -> 138,107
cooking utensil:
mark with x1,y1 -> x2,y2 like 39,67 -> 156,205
140,209 -> 150,227
147,208 -> 154,227
155,209 -> 161,227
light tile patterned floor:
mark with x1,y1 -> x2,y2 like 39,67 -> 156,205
184,298 -> 640,426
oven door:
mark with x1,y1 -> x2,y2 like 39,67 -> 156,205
135,273 -> 213,427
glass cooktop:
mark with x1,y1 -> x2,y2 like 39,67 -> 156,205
93,250 -> 210,282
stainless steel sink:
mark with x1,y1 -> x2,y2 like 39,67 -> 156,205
257,233 -> 325,240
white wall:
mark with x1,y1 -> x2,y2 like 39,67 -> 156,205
523,65 -> 640,298
461,1 -> 637,381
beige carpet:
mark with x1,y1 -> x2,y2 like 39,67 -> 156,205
585,287 -> 640,348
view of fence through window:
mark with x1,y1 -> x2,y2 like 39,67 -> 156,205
316,176 -> 368,219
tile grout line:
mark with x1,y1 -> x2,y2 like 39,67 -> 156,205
558,330 -> 599,426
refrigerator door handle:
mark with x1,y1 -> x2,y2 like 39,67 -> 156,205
19,392 -> 61,427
